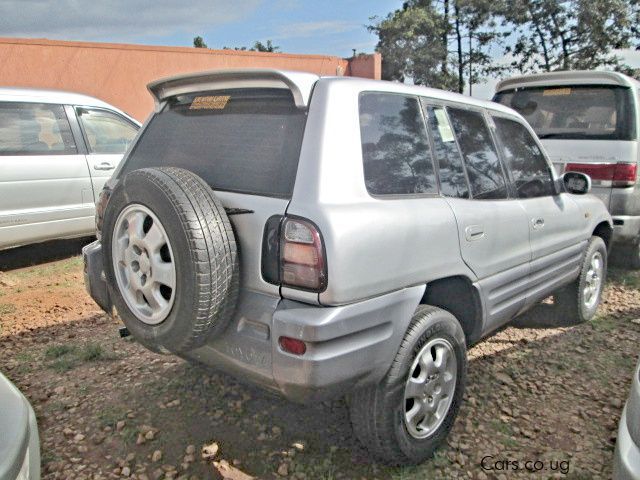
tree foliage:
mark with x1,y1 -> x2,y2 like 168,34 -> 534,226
371,0 -> 640,91
193,36 -> 208,48
223,40 -> 280,52
504,0 -> 636,73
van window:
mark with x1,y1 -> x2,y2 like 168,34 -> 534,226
447,108 -> 508,200
426,105 -> 469,198
122,88 -> 306,198
77,108 -> 138,154
493,116 -> 555,198
359,92 -> 437,196
493,85 -> 635,140
0,103 -> 77,155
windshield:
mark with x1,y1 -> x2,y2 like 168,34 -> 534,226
493,85 -> 635,141
121,88 -> 306,198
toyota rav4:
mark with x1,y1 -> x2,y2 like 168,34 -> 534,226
83,69 -> 612,465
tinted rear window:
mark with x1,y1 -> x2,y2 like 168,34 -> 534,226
122,88 -> 306,198
359,92 -> 437,196
493,85 -> 636,140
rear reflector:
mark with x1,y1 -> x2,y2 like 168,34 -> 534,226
279,336 -> 307,355
566,162 -> 637,187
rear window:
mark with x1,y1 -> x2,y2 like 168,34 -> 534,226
493,85 -> 636,141
121,88 -> 306,198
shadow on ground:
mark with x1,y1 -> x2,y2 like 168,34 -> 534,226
0,237 -> 94,271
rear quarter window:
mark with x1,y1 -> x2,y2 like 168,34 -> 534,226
121,88 -> 306,198
358,92 -> 438,196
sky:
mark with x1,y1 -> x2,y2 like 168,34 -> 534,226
2,0 -> 639,100
0,0 -> 400,57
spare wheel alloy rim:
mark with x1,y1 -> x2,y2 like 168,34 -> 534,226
403,337 -> 457,439
112,203 -> 176,325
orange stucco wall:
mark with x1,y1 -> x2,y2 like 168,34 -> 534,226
0,38 -> 381,121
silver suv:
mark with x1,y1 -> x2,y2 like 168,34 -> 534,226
83,69 -> 612,465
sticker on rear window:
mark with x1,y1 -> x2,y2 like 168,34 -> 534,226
543,88 -> 571,96
190,95 -> 231,110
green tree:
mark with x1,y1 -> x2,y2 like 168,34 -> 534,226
223,40 -> 280,52
503,0 -> 635,73
193,36 -> 208,48
369,0 -> 505,93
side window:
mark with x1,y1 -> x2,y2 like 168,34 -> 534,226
77,108 -> 138,154
493,116 -> 555,198
447,107 -> 509,200
0,102 -> 77,155
359,92 -> 437,196
426,105 -> 469,198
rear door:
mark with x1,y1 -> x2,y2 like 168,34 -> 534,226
118,88 -> 306,298
492,114 -> 585,306
75,106 -> 139,200
0,101 -> 94,249
426,104 -> 531,333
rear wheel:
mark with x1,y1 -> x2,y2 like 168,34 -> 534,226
349,305 -> 467,465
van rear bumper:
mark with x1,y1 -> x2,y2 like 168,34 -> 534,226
612,215 -> 640,244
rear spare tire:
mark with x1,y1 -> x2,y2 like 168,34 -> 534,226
102,167 -> 239,354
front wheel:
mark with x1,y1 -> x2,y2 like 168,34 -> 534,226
555,236 -> 607,324
349,305 -> 467,466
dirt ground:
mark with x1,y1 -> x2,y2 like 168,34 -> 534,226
0,238 -> 639,480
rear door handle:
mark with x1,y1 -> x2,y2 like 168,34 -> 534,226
532,217 -> 545,229
465,224 -> 485,241
94,162 -> 115,171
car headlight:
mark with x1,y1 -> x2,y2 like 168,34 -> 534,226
15,446 -> 30,480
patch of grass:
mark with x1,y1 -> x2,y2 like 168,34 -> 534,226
46,342 -> 118,372
97,405 -> 128,429
590,315 -> 617,333
0,303 -> 16,315
11,256 -> 83,280
607,268 -> 640,289
45,344 -> 76,359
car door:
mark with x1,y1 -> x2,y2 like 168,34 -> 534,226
74,106 -> 139,201
0,101 -> 94,250
491,114 -> 586,307
425,104 -> 531,334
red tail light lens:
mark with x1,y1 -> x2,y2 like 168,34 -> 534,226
612,163 -> 638,187
279,336 -> 307,355
566,162 -> 637,187
281,218 -> 327,291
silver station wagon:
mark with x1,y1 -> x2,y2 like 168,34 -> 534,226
84,70 -> 612,465
0,88 -> 140,250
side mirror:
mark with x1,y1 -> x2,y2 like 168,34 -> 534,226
562,171 -> 591,195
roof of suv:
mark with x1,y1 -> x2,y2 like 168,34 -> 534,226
147,68 -> 518,117
495,70 -> 640,92
0,86 -> 121,110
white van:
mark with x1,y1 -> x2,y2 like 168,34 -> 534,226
0,88 -> 140,250
493,71 -> 640,267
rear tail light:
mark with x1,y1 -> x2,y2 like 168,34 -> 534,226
566,162 -> 637,188
261,216 -> 327,292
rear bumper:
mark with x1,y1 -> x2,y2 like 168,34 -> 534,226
82,239 -> 425,404
614,405 -> 640,480
188,285 -> 424,403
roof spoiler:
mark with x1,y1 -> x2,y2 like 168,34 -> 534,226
496,70 -> 636,92
147,69 -> 320,110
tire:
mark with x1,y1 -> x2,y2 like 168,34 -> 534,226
554,236 -> 607,325
102,167 -> 239,354
349,305 -> 467,466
